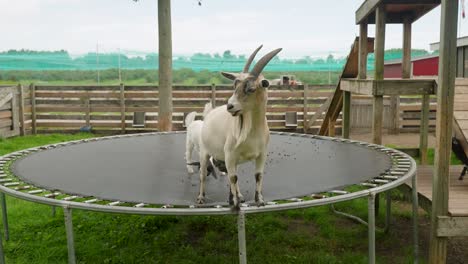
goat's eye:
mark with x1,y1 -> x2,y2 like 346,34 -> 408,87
244,83 -> 255,94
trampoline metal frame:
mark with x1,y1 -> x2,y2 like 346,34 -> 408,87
0,131 -> 419,264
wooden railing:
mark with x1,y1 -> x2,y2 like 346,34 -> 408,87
0,83 -> 438,136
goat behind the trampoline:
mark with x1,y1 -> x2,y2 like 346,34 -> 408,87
198,45 -> 282,209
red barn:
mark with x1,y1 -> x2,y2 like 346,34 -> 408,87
384,54 -> 439,78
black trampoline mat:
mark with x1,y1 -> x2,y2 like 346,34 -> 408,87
12,134 -> 392,205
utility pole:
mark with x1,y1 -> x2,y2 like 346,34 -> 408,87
118,48 -> 122,83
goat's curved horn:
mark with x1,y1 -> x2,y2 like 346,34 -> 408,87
250,48 -> 282,78
243,45 -> 263,73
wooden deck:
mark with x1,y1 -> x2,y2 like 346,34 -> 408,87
413,165 -> 468,216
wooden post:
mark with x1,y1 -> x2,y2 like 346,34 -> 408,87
373,5 -> 386,145
328,118 -> 336,137
303,84 -> 309,134
211,83 -> 216,108
18,84 -> 25,136
158,0 -> 173,132
31,83 -> 37,135
11,90 -> 19,136
120,83 -> 126,134
420,94 -> 430,165
429,0 -> 459,263
342,91 -> 351,139
358,23 -> 368,80
85,92 -> 90,127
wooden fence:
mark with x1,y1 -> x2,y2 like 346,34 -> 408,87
0,83 -> 437,137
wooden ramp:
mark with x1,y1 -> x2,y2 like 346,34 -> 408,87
319,37 -> 374,136
414,165 -> 468,216
453,78 -> 468,158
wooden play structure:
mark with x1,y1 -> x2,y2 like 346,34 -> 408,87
320,0 -> 465,263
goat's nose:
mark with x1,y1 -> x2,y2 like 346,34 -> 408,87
227,104 -> 234,110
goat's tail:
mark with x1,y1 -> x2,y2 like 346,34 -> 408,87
202,102 -> 213,119
185,112 -> 197,127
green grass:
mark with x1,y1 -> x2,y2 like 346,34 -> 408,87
0,134 -> 427,263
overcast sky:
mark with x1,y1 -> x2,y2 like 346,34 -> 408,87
1,0 -> 467,58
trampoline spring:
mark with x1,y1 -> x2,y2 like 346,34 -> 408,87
394,168 -> 409,172
28,190 -> 43,194
4,182 -> 19,187
329,190 -> 348,195
0,174 -> 7,178
382,175 -> 399,180
44,192 -> 60,198
63,196 -> 78,201
266,201 -> 277,205
0,179 -> 12,183
214,205 -> 223,208
310,194 -> 326,199
287,198 -> 304,202
390,171 -> 405,176
161,204 -> 173,209
14,185 -> 31,191
189,205 -> 196,208
134,203 -> 147,208
361,183 -> 378,188
108,201 -> 122,206
373,179 -> 389,184
240,203 -> 250,207
84,199 -> 99,204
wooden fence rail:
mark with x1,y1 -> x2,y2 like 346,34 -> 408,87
0,83 -> 438,136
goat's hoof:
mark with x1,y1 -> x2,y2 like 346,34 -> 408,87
231,202 -> 240,211
187,167 -> 195,174
197,196 -> 205,204
238,194 -> 245,203
256,200 -> 265,207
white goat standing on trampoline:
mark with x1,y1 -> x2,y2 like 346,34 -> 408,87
198,45 -> 282,209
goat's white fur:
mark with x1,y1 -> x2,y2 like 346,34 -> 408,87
196,46 -> 282,208
185,102 -> 213,173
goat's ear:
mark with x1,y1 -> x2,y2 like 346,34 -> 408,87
261,79 -> 270,88
221,72 -> 239,81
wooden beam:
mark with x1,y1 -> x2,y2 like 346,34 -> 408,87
303,84 -> 309,133
359,23 -> 368,80
342,91 -> 351,138
420,94 -> 430,165
437,216 -> 468,237
18,84 -> 25,136
31,84 -> 37,135
356,0 -> 381,24
373,4 -> 385,145
340,79 -> 436,95
158,0 -> 173,132
429,0 -> 459,263
120,83 -> 126,134
0,93 -> 13,108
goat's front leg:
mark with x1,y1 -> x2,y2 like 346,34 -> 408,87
254,153 -> 267,206
225,155 -> 240,210
197,151 -> 210,204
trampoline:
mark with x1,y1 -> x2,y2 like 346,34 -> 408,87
0,131 -> 419,264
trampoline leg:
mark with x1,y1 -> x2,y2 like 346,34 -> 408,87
368,193 -> 376,264
0,193 -> 8,241
63,207 -> 76,264
411,175 -> 419,264
384,191 -> 391,233
237,211 -> 247,264
0,231 -> 4,264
